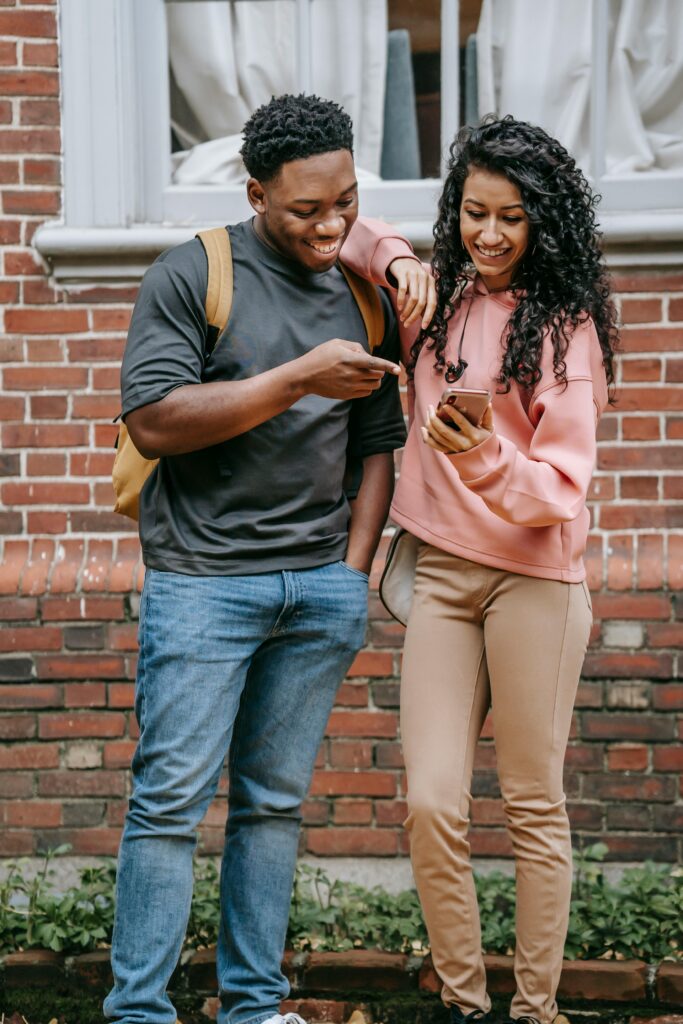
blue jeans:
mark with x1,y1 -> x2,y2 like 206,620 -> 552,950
104,561 -> 368,1024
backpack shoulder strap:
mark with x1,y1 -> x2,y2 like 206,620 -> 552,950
338,261 -> 385,352
196,226 -> 233,342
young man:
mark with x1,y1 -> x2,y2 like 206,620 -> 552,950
104,94 -> 410,1024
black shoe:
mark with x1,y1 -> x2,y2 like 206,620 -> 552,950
450,1009 -> 493,1024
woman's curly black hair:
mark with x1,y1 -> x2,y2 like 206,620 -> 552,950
411,115 -> 618,397
240,93 -> 353,182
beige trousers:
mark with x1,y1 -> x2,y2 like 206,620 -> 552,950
401,543 -> 593,1024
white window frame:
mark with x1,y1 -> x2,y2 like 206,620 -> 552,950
34,0 -> 683,280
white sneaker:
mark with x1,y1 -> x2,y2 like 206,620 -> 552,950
262,1014 -> 308,1024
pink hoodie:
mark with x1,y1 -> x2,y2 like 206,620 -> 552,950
342,217 -> 609,583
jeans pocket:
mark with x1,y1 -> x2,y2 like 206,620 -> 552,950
339,561 -> 370,582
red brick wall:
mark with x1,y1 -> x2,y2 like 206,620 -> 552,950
0,0 -> 681,862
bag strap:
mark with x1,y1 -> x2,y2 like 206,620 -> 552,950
197,226 -> 234,341
338,261 -> 385,352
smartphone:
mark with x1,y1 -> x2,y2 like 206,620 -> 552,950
437,387 -> 491,427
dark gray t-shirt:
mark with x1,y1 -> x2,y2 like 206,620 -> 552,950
121,219 -> 406,575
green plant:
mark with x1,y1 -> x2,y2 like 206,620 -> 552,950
0,843 -> 680,962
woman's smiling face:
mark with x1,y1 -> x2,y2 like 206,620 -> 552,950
459,166 -> 530,291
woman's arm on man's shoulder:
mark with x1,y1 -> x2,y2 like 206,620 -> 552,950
342,216 -> 436,330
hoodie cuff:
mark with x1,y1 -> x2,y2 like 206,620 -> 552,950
446,430 -> 504,482
372,238 -> 421,286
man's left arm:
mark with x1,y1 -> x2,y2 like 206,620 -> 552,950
344,291 -> 407,575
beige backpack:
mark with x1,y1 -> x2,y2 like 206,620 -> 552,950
112,227 -> 386,520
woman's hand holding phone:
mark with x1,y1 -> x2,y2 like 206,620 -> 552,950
422,387 -> 493,454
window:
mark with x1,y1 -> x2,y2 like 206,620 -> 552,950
35,0 -> 683,279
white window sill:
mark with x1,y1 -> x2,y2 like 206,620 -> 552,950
33,210 -> 683,283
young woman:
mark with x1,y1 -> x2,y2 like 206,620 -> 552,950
343,116 -> 618,1024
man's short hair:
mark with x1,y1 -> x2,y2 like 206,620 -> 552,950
240,93 -> 354,182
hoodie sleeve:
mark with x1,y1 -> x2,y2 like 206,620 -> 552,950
447,320 -> 607,527
341,215 -> 423,286
341,216 -> 426,368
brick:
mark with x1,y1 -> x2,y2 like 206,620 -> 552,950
591,593 -> 671,620
62,802 -> 106,827
107,682 -> 135,707
326,711 -> 397,738
26,450 -> 66,474
582,651 -> 672,678
38,770 -> 124,797
103,739 -> 136,768
0,511 -> 22,533
375,741 -> 404,769
621,326 -> 683,351
0,625 -> 61,652
648,622 -> 683,647
1,800 -> 61,828
582,712 -> 674,741
0,597 -> 38,620
652,746 -> 683,771
0,10 -> 57,36
64,682 -> 107,707
636,533 -> 664,590
652,684 -> 683,710
3,187 -> 60,214
27,511 -> 68,534
347,651 -> 393,677
64,741 -> 103,769
4,481 -> 90,505
5,307 -> 88,334
621,358 -> 662,382
0,830 -> 34,855
598,445 -> 682,470
35,654 -> 125,679
564,744 -> 603,770
0,683 -> 60,707
72,393 -> 121,419
39,711 -> 125,739
28,393 -> 68,419
585,773 -> 676,802
606,743 -> 648,771
652,805 -> 683,832
2,949 -> 63,987
601,505 -> 683,530
0,39 -> 16,65
328,740 -> 373,769
605,682 -> 650,710
622,415 -> 660,440
620,474 -> 658,499
669,537 -> 683,589
3,421 -> 88,447
606,803 -> 651,830
0,657 -> 34,681
333,799 -> 372,825
301,799 -> 329,826
303,950 -> 410,990
557,959 -> 647,1001
620,297 -> 662,323
0,713 -> 36,739
602,621 -> 644,649
64,624 -> 106,650
0,742 -> 59,769
20,97 -> 59,125
24,41 -> 58,66
92,307 -> 132,331
310,771 -> 396,798
0,775 -> 33,799
24,156 -> 60,184
656,963 -> 683,1005
306,827 -> 398,856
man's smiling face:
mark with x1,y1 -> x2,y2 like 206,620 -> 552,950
247,149 -> 358,273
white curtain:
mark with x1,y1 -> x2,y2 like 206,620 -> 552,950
476,0 -> 683,176
167,0 -> 388,184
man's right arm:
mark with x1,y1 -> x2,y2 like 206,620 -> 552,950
123,240 -> 399,459
126,339 -> 400,459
